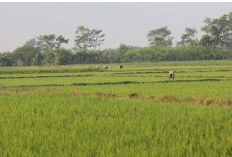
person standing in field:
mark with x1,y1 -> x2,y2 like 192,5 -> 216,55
169,71 -> 175,80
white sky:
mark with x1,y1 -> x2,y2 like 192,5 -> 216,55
0,2 -> 231,52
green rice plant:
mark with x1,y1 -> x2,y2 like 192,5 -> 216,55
0,60 -> 232,156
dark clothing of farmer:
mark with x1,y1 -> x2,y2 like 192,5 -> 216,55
169,71 -> 175,80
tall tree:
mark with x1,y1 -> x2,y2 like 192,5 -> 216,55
147,26 -> 174,47
90,29 -> 105,51
35,34 -> 69,65
37,34 -> 69,52
201,12 -> 232,49
24,39 -> 39,48
89,29 -> 105,62
177,27 -> 198,47
37,34 -> 56,52
75,26 -> 105,51
75,26 -> 91,50
55,35 -> 69,49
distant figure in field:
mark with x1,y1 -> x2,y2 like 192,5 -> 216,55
85,66 -> 90,69
169,71 -> 175,80
95,65 -> 99,69
119,65 -> 123,69
103,65 -> 108,70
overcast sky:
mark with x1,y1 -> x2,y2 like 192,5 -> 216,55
0,2 -> 231,52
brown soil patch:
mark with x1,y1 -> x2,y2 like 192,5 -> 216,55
155,95 -> 179,103
185,97 -> 232,106
70,90 -> 83,96
128,93 -> 138,98
95,92 -> 117,98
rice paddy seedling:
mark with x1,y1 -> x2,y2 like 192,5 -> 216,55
1,61 -> 232,156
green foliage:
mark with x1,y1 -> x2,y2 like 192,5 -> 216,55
75,26 -> 105,51
201,12 -> 232,48
75,26 -> 92,50
42,51 -> 55,65
55,35 -> 69,49
0,52 -> 13,66
147,26 -> 173,47
16,58 -> 23,66
2,44 -> 232,66
54,49 -> 72,65
12,46 -> 43,66
89,29 -> 105,51
177,27 -> 198,47
2,12 -> 232,66
114,44 -> 130,63
199,35 -> 213,46
37,34 -> 69,53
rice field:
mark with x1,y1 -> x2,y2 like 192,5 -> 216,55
1,60 -> 232,156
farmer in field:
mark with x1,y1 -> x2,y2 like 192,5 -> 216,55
119,65 -> 123,69
169,71 -> 175,80
103,65 -> 108,70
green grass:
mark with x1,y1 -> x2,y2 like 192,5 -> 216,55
0,60 -> 232,156
1,94 -> 232,156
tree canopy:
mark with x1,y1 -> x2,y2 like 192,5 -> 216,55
177,27 -> 198,47
1,12 -> 232,66
147,26 -> 173,48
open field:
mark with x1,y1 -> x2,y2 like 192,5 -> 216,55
1,60 -> 232,156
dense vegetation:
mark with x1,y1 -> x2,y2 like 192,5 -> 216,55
1,60 -> 232,156
1,12 -> 232,66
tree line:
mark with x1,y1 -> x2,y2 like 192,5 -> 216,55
1,12 -> 232,66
